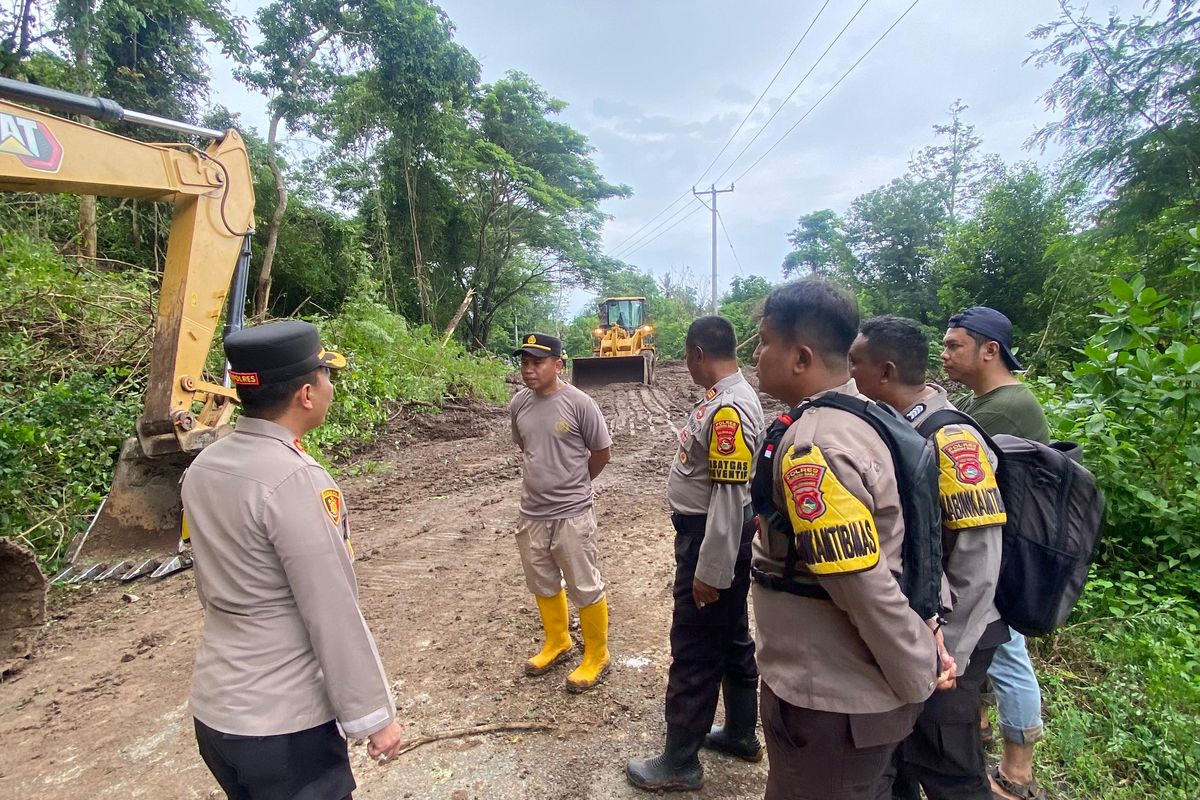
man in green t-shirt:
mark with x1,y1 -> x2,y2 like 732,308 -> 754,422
941,306 -> 1048,800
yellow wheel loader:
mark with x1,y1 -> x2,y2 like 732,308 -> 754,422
571,296 -> 656,387
0,77 -> 255,659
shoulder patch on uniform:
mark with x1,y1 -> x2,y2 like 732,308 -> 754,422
321,488 -> 344,526
904,403 -> 926,422
709,406 -> 751,483
705,386 -> 718,401
779,444 -> 880,575
934,427 -> 1006,530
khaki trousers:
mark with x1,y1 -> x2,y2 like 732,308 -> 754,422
515,509 -> 605,607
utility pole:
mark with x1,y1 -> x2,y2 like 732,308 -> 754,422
694,184 -> 734,313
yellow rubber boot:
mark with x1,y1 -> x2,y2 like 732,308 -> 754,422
526,591 -> 574,676
566,596 -> 610,692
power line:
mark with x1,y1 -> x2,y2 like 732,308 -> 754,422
711,0 -> 874,186
732,0 -> 923,185
610,195 -> 701,259
693,0 -> 834,187
604,189 -> 692,257
619,200 -> 707,261
716,209 -> 746,276
608,1 -> 835,259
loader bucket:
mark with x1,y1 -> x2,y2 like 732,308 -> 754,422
0,538 -> 45,676
571,353 -> 655,388
67,437 -> 191,563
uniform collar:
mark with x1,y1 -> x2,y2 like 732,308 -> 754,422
703,370 -> 746,401
807,377 -> 857,401
235,416 -> 304,447
901,384 -> 951,422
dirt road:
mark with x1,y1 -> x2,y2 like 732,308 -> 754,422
0,362 -> 778,800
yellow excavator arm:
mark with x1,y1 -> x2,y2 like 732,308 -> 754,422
0,78 -> 255,561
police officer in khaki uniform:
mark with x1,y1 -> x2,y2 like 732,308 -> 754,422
850,316 -> 1010,799
627,316 -> 764,792
183,320 -> 403,800
749,281 -> 942,800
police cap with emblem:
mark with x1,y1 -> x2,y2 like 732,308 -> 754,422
224,320 -> 347,388
513,332 -> 563,359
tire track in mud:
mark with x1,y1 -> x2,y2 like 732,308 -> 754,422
0,364 -> 771,800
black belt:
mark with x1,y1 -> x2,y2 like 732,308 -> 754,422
750,565 -> 832,600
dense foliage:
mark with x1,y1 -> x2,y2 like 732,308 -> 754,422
0,235 -> 506,571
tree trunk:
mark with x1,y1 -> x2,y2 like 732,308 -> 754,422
402,155 -> 433,325
370,180 -> 395,310
254,112 -> 288,317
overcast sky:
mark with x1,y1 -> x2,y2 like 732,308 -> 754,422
207,0 -> 1145,315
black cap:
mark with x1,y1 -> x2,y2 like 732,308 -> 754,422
513,332 -> 563,359
224,320 -> 346,388
948,307 -> 1022,371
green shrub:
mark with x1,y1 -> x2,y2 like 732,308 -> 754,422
1,240 -> 508,570
309,290 -> 509,457
1034,274 -> 1200,575
1032,570 -> 1200,799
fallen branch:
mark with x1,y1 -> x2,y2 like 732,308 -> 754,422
441,288 -> 476,346
394,721 -> 552,758
736,332 -> 759,351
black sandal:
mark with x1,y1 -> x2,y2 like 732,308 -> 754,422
990,766 -> 1046,800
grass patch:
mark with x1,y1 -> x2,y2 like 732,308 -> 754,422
1031,570 -> 1200,799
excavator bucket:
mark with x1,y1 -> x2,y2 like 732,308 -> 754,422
67,438 -> 192,563
0,539 -> 46,676
571,353 -> 655,388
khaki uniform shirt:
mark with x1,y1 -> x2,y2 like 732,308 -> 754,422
667,371 -> 764,588
904,384 -> 1004,671
751,379 -> 938,715
182,417 -> 395,738
510,382 -> 613,519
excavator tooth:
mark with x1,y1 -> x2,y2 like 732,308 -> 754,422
95,560 -> 133,581
70,563 -> 107,583
151,553 -> 193,579
50,566 -> 76,585
121,559 -> 161,582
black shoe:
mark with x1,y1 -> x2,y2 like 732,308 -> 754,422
704,681 -> 764,762
626,725 -> 705,791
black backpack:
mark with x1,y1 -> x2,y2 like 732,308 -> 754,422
917,409 -> 1105,637
751,393 -> 944,621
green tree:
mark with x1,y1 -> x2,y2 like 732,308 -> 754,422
446,73 -> 629,348
936,164 -> 1075,339
719,275 -> 772,348
238,0 -> 357,316
782,209 -> 855,280
909,99 -> 999,225
1029,1 -> 1200,231
845,175 -> 947,323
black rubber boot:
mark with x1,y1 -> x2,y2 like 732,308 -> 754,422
626,725 -> 705,791
704,681 -> 764,762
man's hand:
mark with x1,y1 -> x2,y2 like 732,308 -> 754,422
366,720 -> 405,765
933,627 -> 957,691
692,578 -> 719,609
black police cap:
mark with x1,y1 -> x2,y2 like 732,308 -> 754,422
224,320 -> 346,388
513,332 -> 563,359
948,306 -> 1023,371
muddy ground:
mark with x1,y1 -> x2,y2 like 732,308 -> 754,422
0,362 -> 787,800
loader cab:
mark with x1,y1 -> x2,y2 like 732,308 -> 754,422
598,297 -> 646,332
